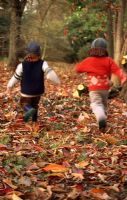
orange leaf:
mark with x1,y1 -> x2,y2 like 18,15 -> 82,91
43,163 -> 68,172
32,144 -> 45,152
90,188 -> 111,200
48,173 -> 65,178
90,188 -> 105,194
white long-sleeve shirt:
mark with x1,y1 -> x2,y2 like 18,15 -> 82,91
7,61 -> 60,97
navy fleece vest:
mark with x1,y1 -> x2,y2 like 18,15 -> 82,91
21,59 -> 44,95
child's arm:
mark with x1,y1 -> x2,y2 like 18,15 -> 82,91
6,63 -> 23,96
75,58 -> 91,74
42,61 -> 60,84
76,60 -> 86,73
110,58 -> 127,85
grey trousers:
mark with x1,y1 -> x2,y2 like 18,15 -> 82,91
89,90 -> 109,122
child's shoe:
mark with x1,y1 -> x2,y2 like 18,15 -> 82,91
99,119 -> 107,130
24,108 -> 36,122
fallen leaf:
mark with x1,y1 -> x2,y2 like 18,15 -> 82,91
12,193 -> 23,200
43,163 -> 68,172
72,173 -> 84,180
75,160 -> 89,169
108,183 -> 120,192
3,178 -> 17,189
0,144 -> 8,150
98,173 -> 107,183
90,188 -> 111,199
48,173 -> 65,178
18,176 -> 32,186
101,134 -> 119,145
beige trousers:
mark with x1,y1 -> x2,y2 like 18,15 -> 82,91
89,90 -> 109,122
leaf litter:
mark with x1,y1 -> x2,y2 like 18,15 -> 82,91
0,62 -> 127,199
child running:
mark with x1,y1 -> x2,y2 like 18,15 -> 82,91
75,37 -> 126,130
3,41 -> 60,123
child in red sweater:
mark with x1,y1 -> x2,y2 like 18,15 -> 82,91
76,38 -> 126,130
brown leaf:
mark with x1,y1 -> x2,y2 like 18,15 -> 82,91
18,176 -> 32,187
3,178 -> 17,189
0,144 -> 8,150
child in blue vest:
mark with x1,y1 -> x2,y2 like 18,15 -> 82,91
4,41 -> 60,122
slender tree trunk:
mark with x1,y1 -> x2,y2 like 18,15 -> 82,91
119,0 -> 127,61
111,0 -> 125,86
8,0 -> 27,67
114,0 -> 124,65
107,2 -> 114,58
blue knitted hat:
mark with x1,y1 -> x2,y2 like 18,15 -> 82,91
26,41 -> 41,55
91,38 -> 107,49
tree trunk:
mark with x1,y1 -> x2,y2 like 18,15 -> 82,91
114,0 -> 124,65
8,0 -> 27,68
118,0 -> 127,102
107,2 -> 114,58
111,0 -> 125,86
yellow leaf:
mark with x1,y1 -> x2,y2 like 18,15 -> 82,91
77,84 -> 84,90
12,193 -> 23,200
121,58 -> 126,65
75,160 -> 89,169
83,111 -> 90,119
73,90 -> 79,98
72,173 -> 84,180
123,55 -> 127,59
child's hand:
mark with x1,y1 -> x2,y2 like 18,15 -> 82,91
5,87 -> 12,97
46,70 -> 61,85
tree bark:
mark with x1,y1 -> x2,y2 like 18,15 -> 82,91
114,0 -> 124,65
107,2 -> 114,58
8,0 -> 27,68
111,0 -> 125,86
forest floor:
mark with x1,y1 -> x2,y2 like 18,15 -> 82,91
0,61 -> 127,200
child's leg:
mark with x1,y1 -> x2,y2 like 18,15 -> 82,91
31,96 -> 41,122
89,90 -> 108,129
20,97 -> 36,122
20,96 -> 31,111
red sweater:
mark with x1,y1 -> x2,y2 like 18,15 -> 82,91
76,56 -> 126,91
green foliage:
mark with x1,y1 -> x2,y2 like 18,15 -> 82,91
0,135 -> 11,144
3,155 -> 32,172
77,151 -> 87,161
68,0 -> 86,9
66,3 -> 107,61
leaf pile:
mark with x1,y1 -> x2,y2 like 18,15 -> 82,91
0,62 -> 127,200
